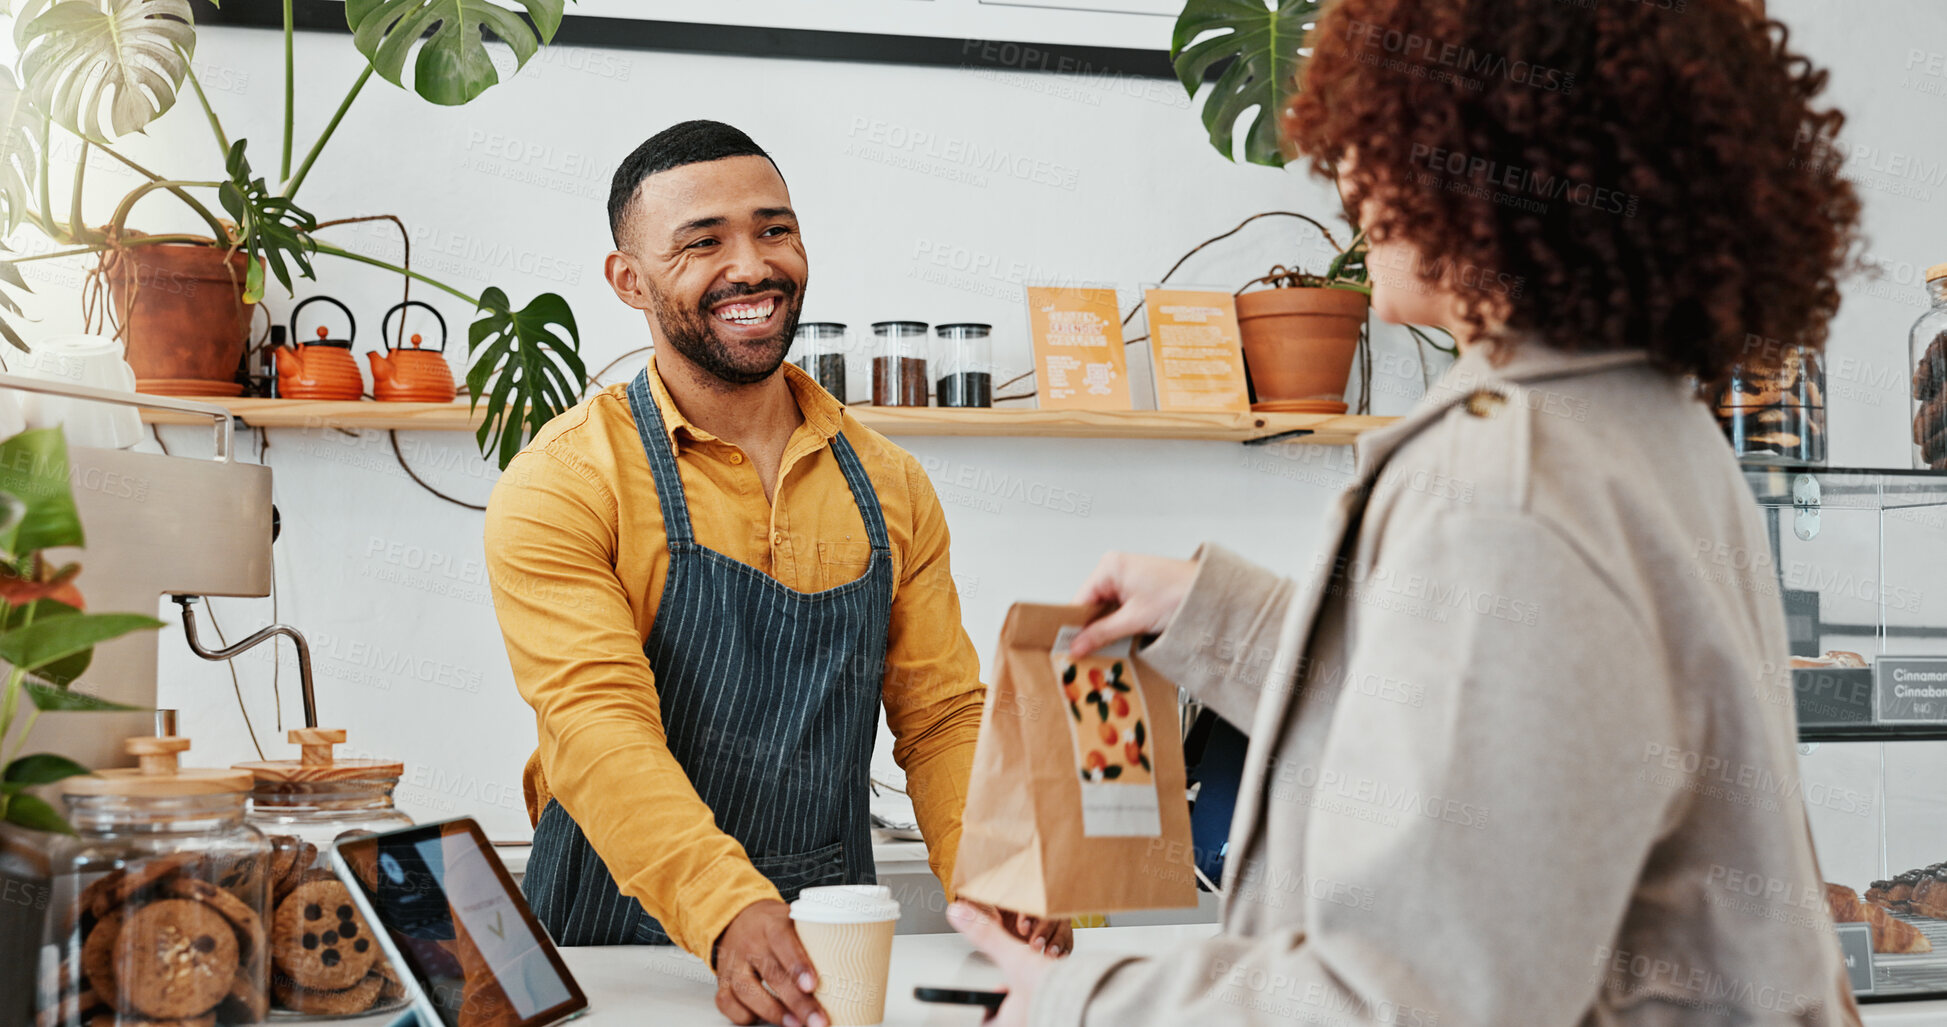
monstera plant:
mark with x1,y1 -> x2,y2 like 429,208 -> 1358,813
1171,0 -> 1323,167
0,0 -> 586,468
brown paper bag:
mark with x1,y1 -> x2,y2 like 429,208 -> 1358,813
951,603 -> 1197,917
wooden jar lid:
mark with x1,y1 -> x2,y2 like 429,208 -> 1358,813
232,728 -> 405,784
63,736 -> 254,797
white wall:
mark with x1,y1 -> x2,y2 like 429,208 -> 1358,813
7,2 -> 1945,878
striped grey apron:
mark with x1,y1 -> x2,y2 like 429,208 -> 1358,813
523,368 -> 889,946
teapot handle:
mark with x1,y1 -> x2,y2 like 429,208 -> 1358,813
381,300 -> 449,354
290,295 -> 356,345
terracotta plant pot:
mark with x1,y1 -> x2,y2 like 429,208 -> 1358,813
1236,287 -> 1369,409
102,243 -> 257,397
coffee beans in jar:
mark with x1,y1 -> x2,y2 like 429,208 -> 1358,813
871,321 -> 929,407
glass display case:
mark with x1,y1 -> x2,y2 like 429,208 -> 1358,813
1744,465 -> 1947,1002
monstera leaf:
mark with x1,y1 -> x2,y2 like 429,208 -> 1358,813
0,64 -> 37,237
217,139 -> 317,303
1172,0 -> 1323,167
17,0 -> 196,143
345,0 -> 569,106
0,243 -> 30,354
466,289 -> 584,469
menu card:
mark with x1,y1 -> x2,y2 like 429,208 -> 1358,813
1143,287 -> 1249,412
1026,286 -> 1131,410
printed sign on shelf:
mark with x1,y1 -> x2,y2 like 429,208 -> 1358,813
1833,923 -> 1875,994
1025,286 -> 1131,410
1143,287 -> 1250,412
1875,657 -> 1947,724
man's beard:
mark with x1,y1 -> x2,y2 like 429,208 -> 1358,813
649,277 -> 804,386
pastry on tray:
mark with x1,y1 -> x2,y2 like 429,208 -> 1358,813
1790,650 -> 1868,670
1827,882 -> 1933,954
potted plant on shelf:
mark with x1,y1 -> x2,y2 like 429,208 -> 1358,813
0,0 -> 586,468
1233,218 -> 1371,411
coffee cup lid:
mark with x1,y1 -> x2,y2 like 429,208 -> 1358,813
789,884 -> 900,924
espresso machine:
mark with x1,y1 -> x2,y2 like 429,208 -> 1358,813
0,372 -> 317,1019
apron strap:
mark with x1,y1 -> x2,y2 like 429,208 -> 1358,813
628,369 -> 696,548
830,433 -> 893,554
630,367 -> 892,556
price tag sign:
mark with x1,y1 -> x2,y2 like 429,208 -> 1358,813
1833,922 -> 1875,994
1025,286 -> 1131,410
1142,287 -> 1249,412
1875,657 -> 1947,724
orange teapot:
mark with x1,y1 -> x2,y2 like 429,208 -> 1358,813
275,296 -> 363,401
368,300 -> 456,402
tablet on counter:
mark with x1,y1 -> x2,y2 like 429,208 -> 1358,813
331,817 -> 589,1027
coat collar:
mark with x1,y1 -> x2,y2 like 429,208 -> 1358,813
1354,341 -> 1656,476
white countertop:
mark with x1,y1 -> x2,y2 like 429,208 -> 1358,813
339,923 -> 1215,1026
332,920 -> 1947,1025
491,837 -> 933,878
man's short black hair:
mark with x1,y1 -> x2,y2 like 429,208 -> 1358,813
607,120 -> 780,248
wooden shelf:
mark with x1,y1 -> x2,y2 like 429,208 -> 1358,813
142,397 -> 1396,446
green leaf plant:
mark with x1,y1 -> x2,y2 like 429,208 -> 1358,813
0,0 -> 584,468
1171,0 -> 1323,168
0,428 -> 164,835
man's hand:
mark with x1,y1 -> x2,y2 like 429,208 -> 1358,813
967,902 -> 1074,959
713,900 -> 826,1027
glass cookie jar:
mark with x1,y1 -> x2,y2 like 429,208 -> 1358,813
235,728 -> 412,1019
38,735 -> 270,1026
1716,343 -> 1827,466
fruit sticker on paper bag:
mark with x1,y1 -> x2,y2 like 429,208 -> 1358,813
1053,628 -> 1162,837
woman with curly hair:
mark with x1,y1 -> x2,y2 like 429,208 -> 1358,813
950,0 -> 1863,1024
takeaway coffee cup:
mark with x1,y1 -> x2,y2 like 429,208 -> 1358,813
789,885 -> 901,1026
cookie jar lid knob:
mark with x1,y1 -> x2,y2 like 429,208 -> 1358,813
129,735 -> 192,775
233,727 -> 404,783
292,727 -> 348,765
63,735 -> 254,796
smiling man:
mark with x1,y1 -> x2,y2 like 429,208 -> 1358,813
484,121 -> 1062,1027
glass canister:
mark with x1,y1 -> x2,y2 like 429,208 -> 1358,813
795,322 -> 851,404
1715,343 -> 1826,465
1909,263 -> 1947,469
871,321 -> 930,407
934,323 -> 994,408
235,728 -> 410,1019
38,735 -> 270,1026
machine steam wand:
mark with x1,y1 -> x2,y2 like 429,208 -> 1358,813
172,595 -> 318,728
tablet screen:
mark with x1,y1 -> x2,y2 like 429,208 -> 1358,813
337,820 -> 586,1027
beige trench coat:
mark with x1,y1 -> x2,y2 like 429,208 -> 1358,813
1031,344 -> 1861,1026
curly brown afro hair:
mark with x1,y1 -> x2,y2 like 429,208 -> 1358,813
1285,0 -> 1860,383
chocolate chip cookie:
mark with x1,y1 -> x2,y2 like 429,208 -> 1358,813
272,880 -> 377,991
79,907 -> 122,1000
113,899 -> 239,1020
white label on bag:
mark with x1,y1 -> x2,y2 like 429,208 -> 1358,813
1053,627 -> 1163,837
